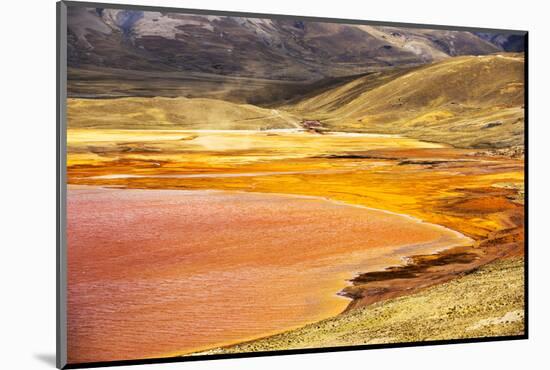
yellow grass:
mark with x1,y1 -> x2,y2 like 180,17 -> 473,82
287,54 -> 525,148
199,257 -> 524,354
68,97 -> 299,130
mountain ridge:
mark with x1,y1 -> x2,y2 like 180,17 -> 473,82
68,7 -> 522,82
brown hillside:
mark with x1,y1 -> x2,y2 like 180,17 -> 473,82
287,54 -> 525,148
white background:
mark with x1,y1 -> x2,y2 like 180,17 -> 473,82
1,0 -> 547,369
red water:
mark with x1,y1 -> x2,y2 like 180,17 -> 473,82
67,187 -> 468,363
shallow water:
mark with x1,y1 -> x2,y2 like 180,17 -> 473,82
89,169 -> 348,179
67,187 -> 470,363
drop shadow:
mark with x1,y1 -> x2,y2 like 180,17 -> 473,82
34,353 -> 56,367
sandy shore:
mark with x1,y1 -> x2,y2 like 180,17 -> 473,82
197,257 -> 524,354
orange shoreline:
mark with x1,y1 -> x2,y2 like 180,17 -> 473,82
65,130 -> 524,364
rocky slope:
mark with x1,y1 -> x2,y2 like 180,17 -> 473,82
68,6 -> 519,82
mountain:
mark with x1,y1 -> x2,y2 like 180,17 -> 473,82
66,6 -> 525,148
474,32 -> 526,52
68,7 -> 519,84
286,53 -> 525,148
